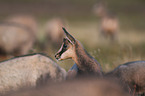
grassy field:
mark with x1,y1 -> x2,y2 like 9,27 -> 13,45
54,21 -> 145,72
0,0 -> 145,72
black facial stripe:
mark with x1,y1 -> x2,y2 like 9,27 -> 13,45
63,44 -> 67,48
59,46 -> 68,56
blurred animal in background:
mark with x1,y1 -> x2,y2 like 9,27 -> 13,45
6,15 -> 38,37
0,15 -> 38,59
106,61 -> 145,96
0,53 -> 66,95
4,77 -> 130,96
43,18 -> 66,51
93,2 -> 119,41
55,28 -> 103,79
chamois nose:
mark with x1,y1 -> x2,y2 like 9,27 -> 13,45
55,53 -> 60,60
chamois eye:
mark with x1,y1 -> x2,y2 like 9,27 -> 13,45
63,44 -> 67,48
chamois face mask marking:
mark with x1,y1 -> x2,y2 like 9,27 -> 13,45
55,38 -> 73,60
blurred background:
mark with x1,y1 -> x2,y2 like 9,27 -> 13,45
0,0 -> 144,72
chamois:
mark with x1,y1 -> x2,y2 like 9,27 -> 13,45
93,3 -> 119,41
0,53 -> 66,95
67,63 -> 78,79
55,28 -> 102,77
0,15 -> 38,57
44,18 -> 66,49
6,15 -> 38,37
106,61 -> 145,95
4,77 -> 130,96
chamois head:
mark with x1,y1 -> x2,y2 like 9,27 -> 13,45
55,28 -> 76,60
93,2 -> 107,17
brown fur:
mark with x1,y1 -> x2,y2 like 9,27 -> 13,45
4,77 -> 130,96
44,18 -> 66,48
6,15 -> 38,37
0,15 -> 38,56
106,61 -> 145,95
93,3 -> 119,41
55,28 -> 103,78
73,41 -> 102,75
0,53 -> 66,95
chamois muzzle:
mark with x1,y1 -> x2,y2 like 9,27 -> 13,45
55,53 -> 61,60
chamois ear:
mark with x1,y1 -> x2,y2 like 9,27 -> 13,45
62,27 -> 76,44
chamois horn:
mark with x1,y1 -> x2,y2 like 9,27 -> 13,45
62,27 -> 76,44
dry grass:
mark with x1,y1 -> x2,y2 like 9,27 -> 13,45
49,20 -> 145,72
0,0 -> 144,73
